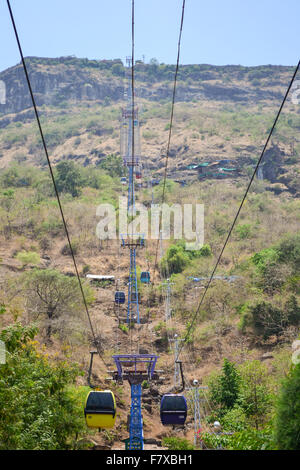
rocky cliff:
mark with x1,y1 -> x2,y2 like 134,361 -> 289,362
0,57 -> 293,115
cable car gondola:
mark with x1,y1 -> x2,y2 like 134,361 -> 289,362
115,291 -> 125,304
140,271 -> 150,284
84,390 -> 117,429
160,394 -> 187,426
136,170 -> 142,180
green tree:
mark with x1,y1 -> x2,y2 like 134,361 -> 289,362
0,323 -> 87,449
277,234 -> 300,272
98,154 -> 125,177
249,301 -> 285,338
209,359 -> 240,414
274,363 -> 300,449
285,295 -> 300,325
111,63 -> 124,76
238,360 -> 272,430
0,189 -> 15,239
160,244 -> 190,276
55,161 -> 83,197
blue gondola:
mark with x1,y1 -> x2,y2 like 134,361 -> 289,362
140,271 -> 150,284
115,291 -> 125,304
160,394 -> 187,426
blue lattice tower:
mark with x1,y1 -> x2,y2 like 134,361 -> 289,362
129,383 -> 143,449
127,247 -> 140,324
112,354 -> 159,451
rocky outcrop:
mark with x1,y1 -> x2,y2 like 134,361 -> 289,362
0,57 -> 293,116
0,62 -> 124,115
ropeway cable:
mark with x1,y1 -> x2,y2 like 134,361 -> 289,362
177,59 -> 300,361
6,0 -> 109,368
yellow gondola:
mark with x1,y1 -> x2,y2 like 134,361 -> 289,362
84,390 -> 117,429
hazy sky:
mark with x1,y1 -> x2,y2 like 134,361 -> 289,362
0,0 -> 299,72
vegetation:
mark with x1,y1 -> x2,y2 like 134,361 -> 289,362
22,269 -> 94,340
56,161 -> 83,197
202,358 -> 274,449
0,323 -> 88,449
0,58 -> 299,450
162,436 -> 194,450
16,250 -> 41,267
209,359 -> 241,415
274,363 -> 300,449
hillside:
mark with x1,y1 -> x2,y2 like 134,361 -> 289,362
0,58 -> 300,194
0,57 -> 300,451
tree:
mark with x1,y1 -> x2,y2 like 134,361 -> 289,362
209,359 -> 240,415
98,154 -> 125,177
148,58 -> 159,77
285,295 -> 300,325
277,234 -> 300,272
0,323 -> 88,449
111,63 -> 124,76
55,161 -> 83,197
0,189 -> 15,239
160,244 -> 190,276
238,360 -> 272,430
274,363 -> 300,449
23,269 -> 94,340
250,301 -> 286,338
246,296 -> 300,339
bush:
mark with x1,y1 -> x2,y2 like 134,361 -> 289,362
176,240 -> 212,259
61,240 -> 80,256
118,324 -> 128,334
274,363 -> 300,449
160,244 -> 190,276
244,297 -> 300,339
251,247 -> 289,293
16,250 -> 40,267
236,224 -> 253,240
221,405 -> 247,432
162,437 -> 194,450
40,219 -> 64,237
277,235 -> 300,272
251,248 -> 279,275
202,427 -> 272,450
82,265 -> 90,275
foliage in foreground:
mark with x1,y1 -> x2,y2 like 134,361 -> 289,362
0,323 -> 88,449
274,363 -> 300,450
200,427 -> 273,450
162,436 -> 194,450
205,358 -> 274,449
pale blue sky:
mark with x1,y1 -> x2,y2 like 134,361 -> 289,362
0,0 -> 299,72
